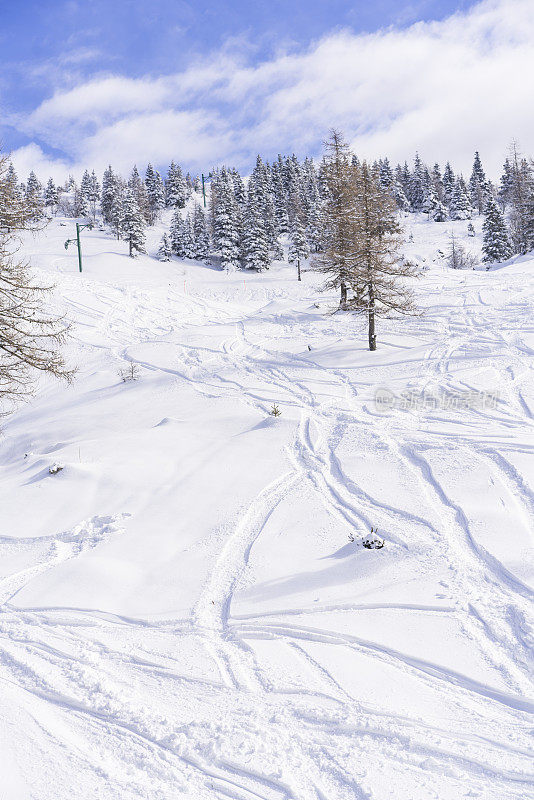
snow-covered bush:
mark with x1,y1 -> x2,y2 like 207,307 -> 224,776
362,528 -> 384,549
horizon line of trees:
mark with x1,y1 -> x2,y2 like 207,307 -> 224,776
5,140 -> 534,270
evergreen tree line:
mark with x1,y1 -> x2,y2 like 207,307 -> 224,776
8,141 -> 534,266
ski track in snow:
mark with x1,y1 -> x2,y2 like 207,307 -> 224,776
0,217 -> 533,799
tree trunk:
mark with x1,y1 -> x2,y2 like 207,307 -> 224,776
129,237 -> 133,257
297,258 -> 301,281
368,282 -> 376,351
340,281 -> 347,309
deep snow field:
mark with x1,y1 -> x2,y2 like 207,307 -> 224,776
1,208 -> 533,800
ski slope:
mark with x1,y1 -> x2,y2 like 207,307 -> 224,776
0,213 -> 533,799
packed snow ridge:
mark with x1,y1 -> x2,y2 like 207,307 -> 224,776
1,211 -> 533,800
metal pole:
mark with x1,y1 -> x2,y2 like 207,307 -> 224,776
76,223 -> 83,273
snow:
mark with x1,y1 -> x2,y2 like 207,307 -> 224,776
1,212 -> 533,799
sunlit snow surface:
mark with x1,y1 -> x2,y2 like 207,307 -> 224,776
1,211 -> 533,799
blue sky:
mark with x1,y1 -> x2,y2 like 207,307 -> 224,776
1,0 -> 532,179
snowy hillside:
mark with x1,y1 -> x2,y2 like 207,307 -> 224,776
1,214 -> 533,800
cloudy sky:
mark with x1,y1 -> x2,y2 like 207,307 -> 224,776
1,0 -> 532,180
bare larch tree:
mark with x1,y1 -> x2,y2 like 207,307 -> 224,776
314,131 -> 419,350
0,152 -> 72,410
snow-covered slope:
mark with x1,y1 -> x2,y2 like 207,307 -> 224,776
1,215 -> 533,799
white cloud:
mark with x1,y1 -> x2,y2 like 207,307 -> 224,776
9,0 -> 534,180
9,143 -> 71,183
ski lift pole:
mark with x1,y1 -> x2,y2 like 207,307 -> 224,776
64,221 -> 93,273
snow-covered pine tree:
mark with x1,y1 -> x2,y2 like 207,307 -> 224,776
482,195 -> 512,264
122,189 -> 146,256
183,213 -> 196,259
288,195 -> 310,280
192,204 -> 210,261
432,163 -> 444,201
0,161 -> 32,231
432,201 -> 448,222
170,210 -> 186,257
242,186 -> 270,271
442,162 -> 455,207
44,178 -> 58,213
469,151 -> 490,214
25,171 -> 43,218
379,158 -> 394,190
230,167 -> 246,206
211,167 -> 240,271
145,164 -> 165,224
306,201 -> 323,253
79,170 -> 92,218
157,232 -> 172,261
249,155 -> 277,249
101,166 -> 116,224
449,177 -> 473,220
128,166 -> 150,223
185,173 -> 194,199
392,180 -> 411,212
110,186 -> 124,240
165,161 -> 187,209
88,171 -> 100,220
497,158 -> 514,211
271,160 -> 289,234
507,143 -> 534,254
525,189 -> 534,253
407,154 -> 425,211
145,164 -> 165,225
422,185 -> 439,218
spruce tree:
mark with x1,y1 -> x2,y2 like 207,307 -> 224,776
145,163 -> 165,224
101,166 -> 116,223
230,168 -> 246,206
170,210 -> 186,257
271,160 -> 289,233
497,158 -> 514,211
242,186 -> 270,271
122,189 -> 146,256
449,177 -> 473,220
306,202 -> 322,253
288,198 -> 309,280
432,163 -> 444,201
407,154 -> 425,211
432,201 -> 448,222
211,167 -> 240,271
469,151 -> 490,214
157,233 -> 172,261
128,166 -> 150,223
183,213 -> 196,259
88,171 -> 100,220
165,161 -> 187,208
44,178 -> 58,213
192,204 -> 210,261
25,171 -> 43,218
422,185 -> 439,218
110,189 -> 124,240
507,143 -> 533,254
482,196 -> 512,263
443,162 -> 455,206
